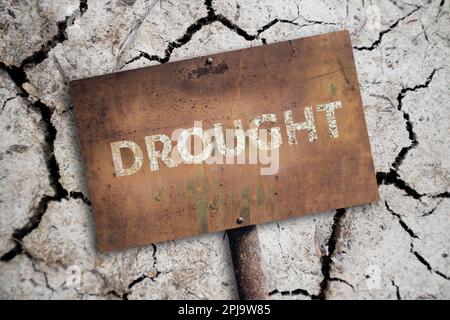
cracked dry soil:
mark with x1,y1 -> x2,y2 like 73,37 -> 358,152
0,0 -> 449,299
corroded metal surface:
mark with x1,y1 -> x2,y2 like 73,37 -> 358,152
228,226 -> 268,300
69,30 -> 379,252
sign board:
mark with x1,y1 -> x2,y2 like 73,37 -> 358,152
70,30 -> 379,252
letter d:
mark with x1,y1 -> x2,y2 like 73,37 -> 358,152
111,141 -> 143,177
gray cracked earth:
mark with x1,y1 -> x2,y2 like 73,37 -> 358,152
0,0 -> 449,299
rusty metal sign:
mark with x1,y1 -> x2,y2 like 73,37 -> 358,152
70,30 -> 379,252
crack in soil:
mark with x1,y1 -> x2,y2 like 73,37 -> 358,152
124,0 -> 330,67
314,208 -> 346,299
385,201 -> 419,239
391,279 -> 401,300
0,95 -> 18,115
329,277 -> 355,291
392,69 -> 439,170
268,288 -> 313,298
386,187 -> 450,284
0,98 -> 91,262
122,243 -> 160,300
354,6 -> 421,51
0,0 -> 91,262
375,69 -> 446,202
411,243 -> 450,282
5,0 -> 89,71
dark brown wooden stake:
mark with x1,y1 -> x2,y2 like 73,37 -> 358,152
227,225 -> 268,300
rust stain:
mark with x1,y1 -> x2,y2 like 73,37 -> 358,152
189,61 -> 229,79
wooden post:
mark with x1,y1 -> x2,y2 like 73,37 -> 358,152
227,225 -> 268,300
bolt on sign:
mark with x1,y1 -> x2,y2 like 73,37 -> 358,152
70,30 -> 379,252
